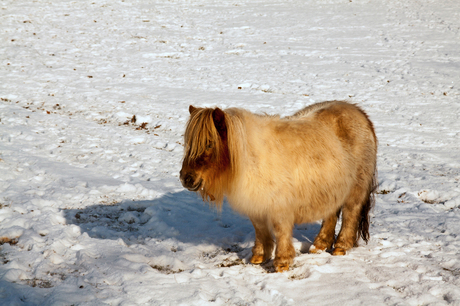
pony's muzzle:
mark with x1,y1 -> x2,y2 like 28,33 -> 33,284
180,170 -> 202,191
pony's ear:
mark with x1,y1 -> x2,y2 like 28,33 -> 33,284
212,108 -> 227,140
189,105 -> 198,114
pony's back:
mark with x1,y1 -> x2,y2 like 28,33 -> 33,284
288,100 -> 345,119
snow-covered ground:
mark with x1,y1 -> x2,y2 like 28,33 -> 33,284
1,0 -> 460,304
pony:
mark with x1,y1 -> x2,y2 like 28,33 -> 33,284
180,101 -> 377,272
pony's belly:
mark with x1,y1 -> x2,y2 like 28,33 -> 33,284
227,190 -> 345,223
293,203 -> 340,224
226,196 -> 268,218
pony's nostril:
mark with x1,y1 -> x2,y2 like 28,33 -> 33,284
181,173 -> 195,188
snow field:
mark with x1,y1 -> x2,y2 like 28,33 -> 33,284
1,0 -> 460,305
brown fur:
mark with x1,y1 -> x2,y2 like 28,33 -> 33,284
180,101 -> 378,272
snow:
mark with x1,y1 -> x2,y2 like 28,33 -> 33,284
1,0 -> 460,304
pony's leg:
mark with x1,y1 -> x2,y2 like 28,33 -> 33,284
250,217 -> 274,264
333,184 -> 367,255
272,219 -> 295,272
310,209 -> 341,254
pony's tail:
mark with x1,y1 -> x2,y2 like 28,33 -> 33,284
358,169 -> 378,244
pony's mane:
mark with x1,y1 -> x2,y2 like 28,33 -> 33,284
222,108 -> 246,173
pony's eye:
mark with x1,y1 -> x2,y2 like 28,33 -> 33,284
206,143 -> 214,150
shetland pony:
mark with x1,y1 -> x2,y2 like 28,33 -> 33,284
180,101 -> 377,272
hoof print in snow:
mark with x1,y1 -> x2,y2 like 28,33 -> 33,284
418,190 -> 443,204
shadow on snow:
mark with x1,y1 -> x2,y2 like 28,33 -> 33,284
63,190 -> 321,261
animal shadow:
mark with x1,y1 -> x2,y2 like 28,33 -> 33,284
63,190 -> 321,269
63,191 -> 251,245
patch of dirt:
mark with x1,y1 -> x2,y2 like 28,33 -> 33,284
0,237 -> 18,246
217,258 -> 244,268
150,264 -> 184,274
25,278 -> 53,288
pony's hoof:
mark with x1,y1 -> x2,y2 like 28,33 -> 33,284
309,244 -> 326,254
273,256 -> 292,272
250,255 -> 265,264
274,263 -> 290,273
332,247 -> 347,256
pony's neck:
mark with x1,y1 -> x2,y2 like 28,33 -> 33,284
225,109 -> 250,178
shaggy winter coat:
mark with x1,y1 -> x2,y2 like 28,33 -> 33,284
180,101 -> 377,272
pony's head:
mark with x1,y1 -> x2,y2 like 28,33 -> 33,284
180,105 -> 231,204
